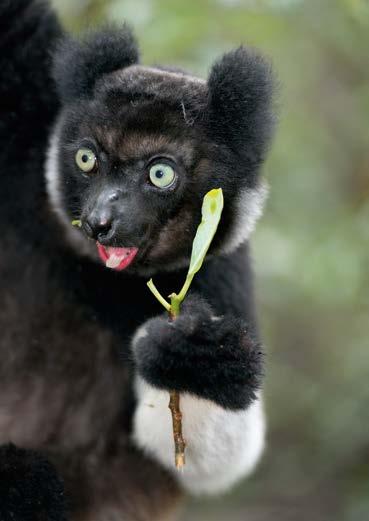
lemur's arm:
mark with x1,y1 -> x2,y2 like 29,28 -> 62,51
0,0 -> 61,142
131,250 -> 265,495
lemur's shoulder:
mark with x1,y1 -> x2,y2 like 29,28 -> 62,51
0,1 -> 62,238
0,0 -> 62,143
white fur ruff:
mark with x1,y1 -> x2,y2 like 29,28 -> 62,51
133,377 -> 266,495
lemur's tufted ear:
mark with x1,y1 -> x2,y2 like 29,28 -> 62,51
52,25 -> 139,104
207,47 -> 276,166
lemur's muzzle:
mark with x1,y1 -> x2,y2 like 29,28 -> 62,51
82,188 -> 139,271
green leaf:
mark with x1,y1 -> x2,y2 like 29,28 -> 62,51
147,188 -> 224,313
71,219 -> 82,227
188,188 -> 224,276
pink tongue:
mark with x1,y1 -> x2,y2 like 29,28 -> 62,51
105,247 -> 131,269
96,244 -> 138,270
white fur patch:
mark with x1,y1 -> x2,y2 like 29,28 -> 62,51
222,181 -> 269,254
132,377 -> 265,495
44,124 -> 63,219
44,122 -> 94,256
131,324 -> 149,348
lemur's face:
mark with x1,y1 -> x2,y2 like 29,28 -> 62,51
69,123 -> 199,273
47,37 -> 274,275
53,73 -> 211,273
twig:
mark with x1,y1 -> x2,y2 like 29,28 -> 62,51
169,390 -> 186,469
168,293 -> 186,469
147,279 -> 171,312
147,280 -> 186,468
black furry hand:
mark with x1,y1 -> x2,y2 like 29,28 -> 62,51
0,444 -> 67,521
132,296 -> 263,410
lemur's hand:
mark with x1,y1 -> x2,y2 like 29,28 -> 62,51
132,296 -> 263,410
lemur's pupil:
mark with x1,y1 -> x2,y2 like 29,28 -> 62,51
82,155 -> 88,163
156,170 -> 164,178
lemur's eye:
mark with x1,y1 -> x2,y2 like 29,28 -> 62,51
75,148 -> 97,173
149,163 -> 175,188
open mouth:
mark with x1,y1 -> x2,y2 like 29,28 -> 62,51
97,243 -> 138,271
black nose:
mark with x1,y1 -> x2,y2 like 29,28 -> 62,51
83,215 -> 112,241
82,189 -> 123,241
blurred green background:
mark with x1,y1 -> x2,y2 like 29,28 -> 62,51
51,0 -> 369,519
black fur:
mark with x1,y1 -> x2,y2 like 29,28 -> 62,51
133,296 -> 263,410
52,25 -> 139,103
0,444 -> 67,521
0,1 -> 275,519
207,47 -> 276,185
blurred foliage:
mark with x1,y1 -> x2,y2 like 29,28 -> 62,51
51,0 -> 369,519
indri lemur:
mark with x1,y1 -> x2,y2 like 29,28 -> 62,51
0,1 -> 275,519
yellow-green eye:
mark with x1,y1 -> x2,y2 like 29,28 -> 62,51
75,148 -> 97,173
149,163 -> 176,188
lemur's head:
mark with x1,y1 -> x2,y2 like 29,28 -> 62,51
46,26 -> 275,275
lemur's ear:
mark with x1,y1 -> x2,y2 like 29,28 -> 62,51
207,47 -> 276,165
52,25 -> 139,104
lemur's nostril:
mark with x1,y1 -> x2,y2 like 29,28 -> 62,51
98,217 -> 110,228
83,216 -> 112,241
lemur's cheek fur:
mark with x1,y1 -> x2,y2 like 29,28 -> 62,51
131,296 -> 264,410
